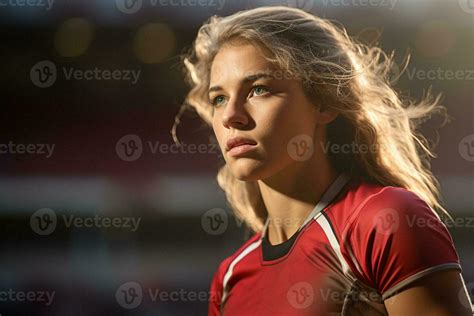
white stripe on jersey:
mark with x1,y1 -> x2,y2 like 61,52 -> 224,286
220,173 -> 351,310
221,239 -> 262,306
315,214 -> 352,276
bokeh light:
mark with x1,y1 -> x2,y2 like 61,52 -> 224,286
133,23 -> 176,64
54,18 -> 94,57
415,20 -> 456,58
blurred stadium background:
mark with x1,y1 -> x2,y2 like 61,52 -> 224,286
0,0 -> 472,314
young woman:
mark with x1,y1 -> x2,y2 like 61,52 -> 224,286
175,6 -> 472,315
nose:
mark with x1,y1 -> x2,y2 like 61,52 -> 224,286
221,96 -> 249,129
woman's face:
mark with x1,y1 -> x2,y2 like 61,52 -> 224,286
209,40 -> 324,181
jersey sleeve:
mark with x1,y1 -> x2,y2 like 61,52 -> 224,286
208,257 -> 231,316
346,186 -> 462,300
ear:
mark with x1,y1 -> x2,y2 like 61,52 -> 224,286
316,107 -> 338,125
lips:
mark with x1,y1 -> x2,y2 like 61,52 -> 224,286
225,136 -> 257,152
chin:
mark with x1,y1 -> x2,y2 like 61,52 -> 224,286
231,155 -> 296,182
228,159 -> 268,181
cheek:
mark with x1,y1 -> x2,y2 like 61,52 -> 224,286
255,100 -> 308,145
211,115 -> 225,149
253,97 -> 317,166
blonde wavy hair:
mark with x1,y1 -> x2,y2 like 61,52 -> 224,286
173,6 -> 450,232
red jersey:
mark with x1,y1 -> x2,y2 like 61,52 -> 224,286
208,174 -> 462,315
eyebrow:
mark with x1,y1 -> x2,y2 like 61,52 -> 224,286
208,73 -> 275,94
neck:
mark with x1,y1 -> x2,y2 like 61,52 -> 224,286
258,146 -> 338,245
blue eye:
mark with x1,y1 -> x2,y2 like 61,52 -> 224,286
211,95 -> 226,107
251,86 -> 269,97
209,85 -> 269,107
